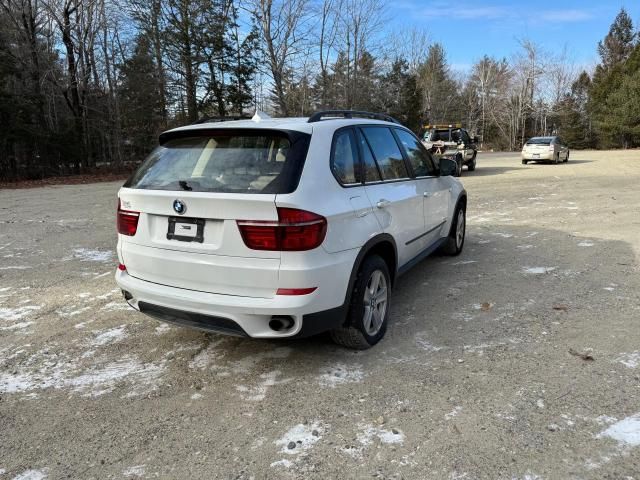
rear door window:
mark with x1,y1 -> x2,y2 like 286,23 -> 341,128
356,130 -> 382,183
124,130 -> 309,194
360,127 -> 409,180
394,129 -> 437,177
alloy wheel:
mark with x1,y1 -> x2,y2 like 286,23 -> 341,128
362,270 -> 388,336
456,209 -> 465,249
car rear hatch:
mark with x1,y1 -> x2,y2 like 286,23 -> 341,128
117,127 -> 311,298
525,139 -> 552,154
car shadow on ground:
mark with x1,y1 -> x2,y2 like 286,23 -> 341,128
524,159 -> 593,166
169,223 -> 636,367
462,166 -> 521,176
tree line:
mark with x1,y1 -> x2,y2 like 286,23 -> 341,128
0,1 -> 638,180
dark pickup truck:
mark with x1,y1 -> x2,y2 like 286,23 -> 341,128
421,124 -> 478,176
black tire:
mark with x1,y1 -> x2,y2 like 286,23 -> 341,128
467,152 -> 477,171
330,255 -> 391,350
564,151 -> 569,163
454,155 -> 463,177
440,201 -> 466,256
522,159 -> 528,165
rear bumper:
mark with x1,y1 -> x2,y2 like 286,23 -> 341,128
135,300 -> 347,339
115,262 -> 350,338
522,152 -> 553,160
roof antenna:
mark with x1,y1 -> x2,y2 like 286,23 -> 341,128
252,110 -> 272,122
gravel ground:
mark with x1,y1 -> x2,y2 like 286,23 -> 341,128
1,151 -> 639,480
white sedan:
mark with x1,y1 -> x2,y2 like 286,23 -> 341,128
522,136 -> 570,164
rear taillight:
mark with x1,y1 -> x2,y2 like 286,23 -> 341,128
117,200 -> 139,236
237,208 -> 327,251
118,263 -> 127,271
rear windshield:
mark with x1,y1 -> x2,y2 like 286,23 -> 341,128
124,130 -> 310,194
424,129 -> 461,142
526,137 -> 553,145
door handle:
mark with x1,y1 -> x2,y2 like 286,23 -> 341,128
376,199 -> 391,209
423,192 -> 432,198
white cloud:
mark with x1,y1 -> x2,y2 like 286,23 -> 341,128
406,2 -> 594,24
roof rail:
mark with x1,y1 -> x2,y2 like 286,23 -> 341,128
307,110 -> 400,124
424,123 -> 463,129
192,115 -> 252,125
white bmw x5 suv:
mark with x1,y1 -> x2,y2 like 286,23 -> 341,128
115,110 -> 467,349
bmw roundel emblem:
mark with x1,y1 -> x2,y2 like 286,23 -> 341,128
173,199 -> 186,215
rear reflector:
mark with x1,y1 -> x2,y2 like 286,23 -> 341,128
276,287 -> 317,295
237,208 -> 327,251
118,263 -> 127,271
117,199 -> 140,236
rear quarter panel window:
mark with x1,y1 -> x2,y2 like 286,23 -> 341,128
331,129 -> 359,185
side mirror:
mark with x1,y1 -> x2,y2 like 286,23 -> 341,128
439,157 -> 457,176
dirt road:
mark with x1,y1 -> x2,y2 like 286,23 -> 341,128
1,151 -> 639,479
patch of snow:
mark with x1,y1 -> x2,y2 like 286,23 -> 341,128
90,325 -> 127,347
0,266 -> 32,270
357,424 -> 404,446
270,459 -> 294,468
317,363 -> 364,388
0,353 -> 165,398
12,469 -> 47,480
70,358 -> 165,398
536,399 -> 545,409
155,323 -> 172,335
122,465 -> 146,477
463,342 -> 506,354
236,370 -> 288,401
603,287 -> 615,291
451,260 -> 477,266
598,413 -> 640,447
0,321 -> 34,331
188,339 -> 227,370
523,266 -> 556,275
71,248 -> 114,263
100,301 -> 130,311
618,352 -> 640,369
56,306 -> 91,318
415,337 -> 444,352
594,415 -> 618,426
0,306 -> 41,322
578,241 -> 594,247
74,320 -> 95,329
275,422 -> 324,454
445,406 -> 462,420
190,393 -> 203,400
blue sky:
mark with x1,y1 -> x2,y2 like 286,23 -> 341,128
391,1 -> 640,72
